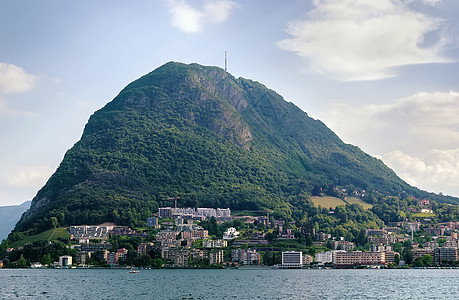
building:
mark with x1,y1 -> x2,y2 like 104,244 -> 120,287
315,232 -> 331,241
79,242 -> 112,252
281,251 -> 303,268
424,241 -> 439,249
147,217 -> 160,228
434,247 -> 458,265
330,240 -> 355,251
75,251 -> 91,265
111,227 -> 147,238
405,222 -> 421,232
315,250 -> 346,265
94,250 -> 109,262
158,207 -> 173,218
156,230 -> 178,241
278,228 -> 294,239
69,225 -> 114,240
203,239 -> 228,248
137,243 -> 154,256
223,227 -> 239,240
368,234 -> 396,246
59,256 -> 73,268
216,208 -> 231,220
315,251 -> 333,265
232,249 -> 260,265
425,227 -> 445,236
412,248 -> 435,261
209,250 -> 225,265
181,230 -> 209,240
117,248 -> 128,262
370,244 -> 392,252
382,227 -> 401,234
303,254 -> 314,265
366,229 -> 386,236
161,248 -> 206,267
158,207 -> 231,221
334,251 -> 385,268
107,252 -> 118,265
420,198 -> 430,206
443,239 -> 459,248
383,251 -> 399,264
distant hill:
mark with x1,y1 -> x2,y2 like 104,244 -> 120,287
14,62 -> 459,236
0,201 -> 30,242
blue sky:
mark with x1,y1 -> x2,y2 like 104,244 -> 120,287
1,0 -> 459,206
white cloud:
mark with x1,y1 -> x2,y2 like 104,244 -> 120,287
321,90 -> 459,195
169,0 -> 205,33
278,0 -> 450,81
0,62 -> 36,94
168,0 -> 236,33
0,165 -> 53,189
383,149 -> 459,195
203,0 -> 236,23
323,91 -> 459,149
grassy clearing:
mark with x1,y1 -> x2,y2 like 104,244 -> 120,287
310,196 -> 347,209
345,197 -> 373,210
11,227 -> 70,247
412,212 -> 435,218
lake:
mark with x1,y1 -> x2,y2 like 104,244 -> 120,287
1,268 -> 458,299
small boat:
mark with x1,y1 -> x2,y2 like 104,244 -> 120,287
129,268 -> 140,273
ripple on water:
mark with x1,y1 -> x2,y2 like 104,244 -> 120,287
1,269 -> 459,299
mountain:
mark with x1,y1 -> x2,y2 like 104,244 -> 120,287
14,62 -> 458,235
0,201 -> 31,241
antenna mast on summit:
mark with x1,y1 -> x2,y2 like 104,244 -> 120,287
225,51 -> 227,72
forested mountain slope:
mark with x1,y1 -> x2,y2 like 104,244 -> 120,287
14,62 -> 458,235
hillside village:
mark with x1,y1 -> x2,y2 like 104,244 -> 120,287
1,195 -> 458,269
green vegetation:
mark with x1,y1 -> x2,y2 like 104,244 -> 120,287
9,62 -> 459,240
411,212 -> 435,218
345,197 -> 373,210
8,227 -> 70,248
310,196 -> 347,209
369,195 -> 459,223
3,240 -> 75,268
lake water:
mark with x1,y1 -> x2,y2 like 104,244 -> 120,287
1,268 -> 458,299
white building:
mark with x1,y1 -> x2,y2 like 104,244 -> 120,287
315,250 -> 346,265
203,239 -> 228,248
281,251 -> 303,268
158,207 -> 231,221
59,255 -> 72,268
223,227 -> 239,240
216,208 -> 231,220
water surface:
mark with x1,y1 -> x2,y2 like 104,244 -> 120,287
1,268 -> 458,299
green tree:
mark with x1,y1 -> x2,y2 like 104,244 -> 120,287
17,254 -> 28,268
422,254 -> 433,266
50,217 -> 59,228
40,253 -> 52,266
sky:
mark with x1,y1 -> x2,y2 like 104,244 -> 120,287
1,0 -> 459,206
